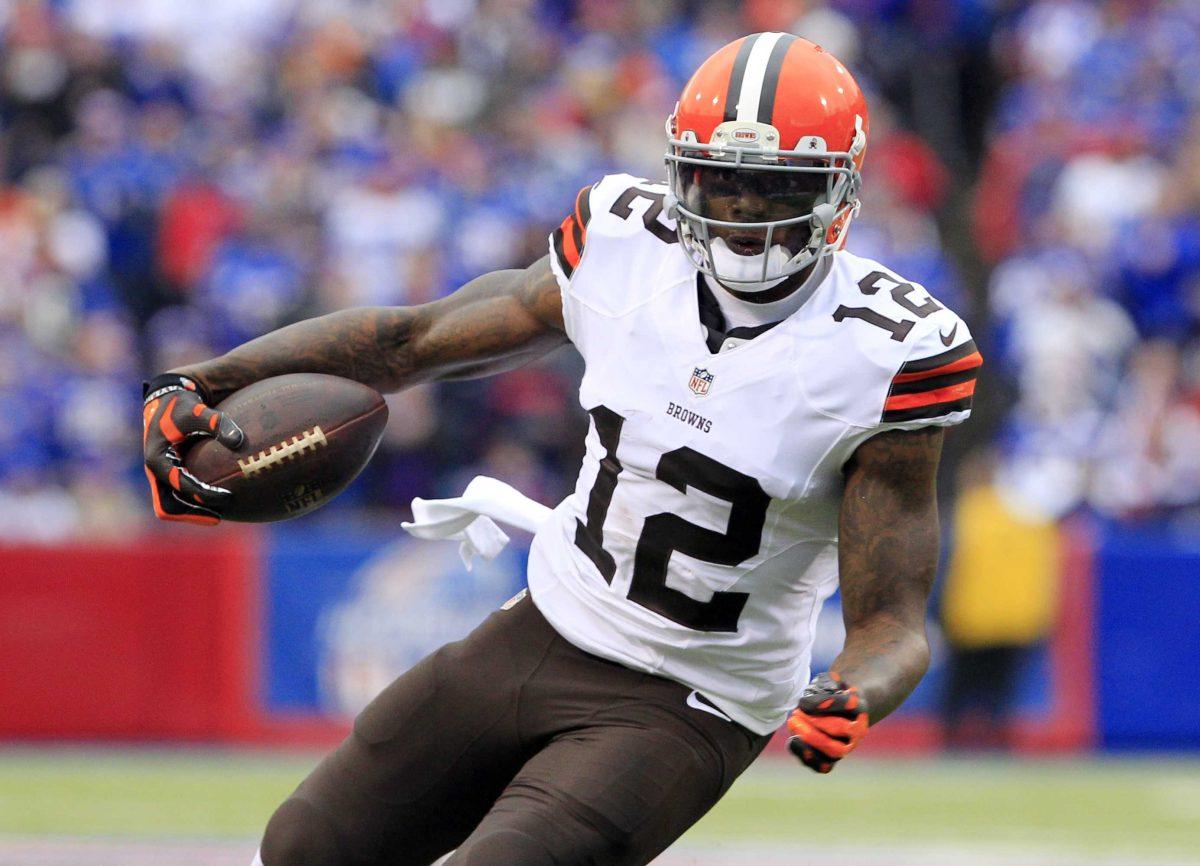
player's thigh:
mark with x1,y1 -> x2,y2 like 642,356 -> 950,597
263,605 -> 551,866
447,718 -> 761,866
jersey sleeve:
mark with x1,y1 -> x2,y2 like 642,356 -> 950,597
878,320 -> 982,430
547,182 -> 596,344
546,173 -> 676,347
550,183 -> 594,282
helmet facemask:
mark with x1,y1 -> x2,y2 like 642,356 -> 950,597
665,116 -> 865,292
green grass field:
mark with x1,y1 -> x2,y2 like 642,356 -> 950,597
1,748 -> 1197,865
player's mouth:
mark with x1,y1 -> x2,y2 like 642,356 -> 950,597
723,233 -> 765,256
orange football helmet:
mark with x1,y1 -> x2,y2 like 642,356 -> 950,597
665,33 -> 869,290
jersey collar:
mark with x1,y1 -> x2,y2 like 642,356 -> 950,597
697,275 -> 783,354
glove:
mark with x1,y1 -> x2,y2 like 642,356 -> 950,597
142,373 -> 244,524
786,672 -> 869,774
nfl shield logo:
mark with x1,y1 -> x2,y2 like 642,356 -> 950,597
688,367 -> 714,396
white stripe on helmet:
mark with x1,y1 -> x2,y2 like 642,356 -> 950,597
735,32 -> 785,122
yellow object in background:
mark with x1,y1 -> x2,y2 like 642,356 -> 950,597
942,484 -> 1060,648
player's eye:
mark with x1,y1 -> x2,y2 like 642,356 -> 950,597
691,165 -> 824,201
682,164 -> 829,223
745,171 -> 827,208
691,166 -> 739,198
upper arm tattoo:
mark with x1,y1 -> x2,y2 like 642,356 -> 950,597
838,426 -> 944,630
394,255 -> 568,385
176,257 -> 568,399
832,425 -> 944,718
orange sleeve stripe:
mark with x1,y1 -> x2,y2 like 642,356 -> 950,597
559,214 -> 582,269
891,351 -> 982,384
885,378 -> 976,411
551,184 -> 593,278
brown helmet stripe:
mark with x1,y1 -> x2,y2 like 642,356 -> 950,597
756,33 -> 798,124
723,35 -> 760,122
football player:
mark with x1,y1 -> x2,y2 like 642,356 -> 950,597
143,33 -> 980,866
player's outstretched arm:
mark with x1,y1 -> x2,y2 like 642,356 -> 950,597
174,256 -> 568,403
143,257 -> 566,522
787,426 -> 942,772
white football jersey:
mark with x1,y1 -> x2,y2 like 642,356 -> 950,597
528,174 -> 981,734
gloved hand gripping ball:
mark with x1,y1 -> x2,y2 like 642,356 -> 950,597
142,373 -> 244,524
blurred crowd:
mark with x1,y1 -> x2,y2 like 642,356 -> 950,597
978,0 -> 1200,523
0,0 -> 1197,539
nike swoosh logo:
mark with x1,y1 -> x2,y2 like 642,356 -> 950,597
939,323 -> 958,346
686,690 -> 733,723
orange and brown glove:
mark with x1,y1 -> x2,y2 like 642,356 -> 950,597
787,672 -> 869,774
142,373 -> 243,524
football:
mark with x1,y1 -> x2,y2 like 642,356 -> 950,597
185,373 -> 388,523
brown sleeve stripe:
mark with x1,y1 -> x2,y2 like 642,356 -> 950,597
574,183 -> 592,230
891,349 -> 982,384
882,395 -> 974,423
552,224 -> 575,278
551,184 -> 594,279
889,365 -> 977,396
892,339 -> 981,382
900,337 -> 979,372
885,378 -> 976,413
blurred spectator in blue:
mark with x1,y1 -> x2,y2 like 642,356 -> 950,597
1115,125 -> 1200,342
977,0 -> 1200,524
1087,341 -> 1200,519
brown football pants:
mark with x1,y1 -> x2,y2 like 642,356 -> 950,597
258,591 -> 770,866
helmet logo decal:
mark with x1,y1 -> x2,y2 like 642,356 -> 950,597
710,120 -> 780,153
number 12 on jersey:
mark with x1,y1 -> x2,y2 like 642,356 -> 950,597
573,405 -> 769,633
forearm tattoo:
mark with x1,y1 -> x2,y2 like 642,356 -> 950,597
833,426 -> 943,722
174,258 -> 567,402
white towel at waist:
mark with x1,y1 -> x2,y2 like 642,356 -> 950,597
400,475 -> 553,569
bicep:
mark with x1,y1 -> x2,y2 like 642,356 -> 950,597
391,256 -> 569,385
838,426 -> 944,631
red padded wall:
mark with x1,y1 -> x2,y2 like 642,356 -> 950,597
0,531 -> 260,740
